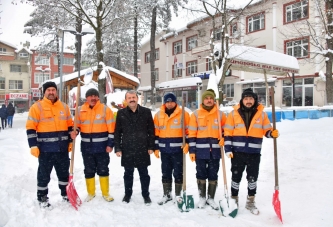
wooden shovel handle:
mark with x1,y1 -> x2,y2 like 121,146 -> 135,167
270,86 -> 279,189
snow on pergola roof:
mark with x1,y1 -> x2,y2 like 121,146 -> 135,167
158,77 -> 202,90
215,44 -> 300,76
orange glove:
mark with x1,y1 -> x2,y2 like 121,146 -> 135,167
225,152 -> 233,158
189,153 -> 196,162
30,146 -> 40,158
154,150 -> 160,158
271,129 -> 279,138
182,143 -> 189,154
218,138 -> 224,146
68,142 -> 73,152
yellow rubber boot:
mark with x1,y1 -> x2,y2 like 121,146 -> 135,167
100,176 -> 114,202
85,177 -> 96,202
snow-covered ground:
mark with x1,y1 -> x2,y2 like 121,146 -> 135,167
0,112 -> 332,227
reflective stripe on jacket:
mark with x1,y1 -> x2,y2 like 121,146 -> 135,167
153,105 -> 190,153
77,101 -> 115,153
224,104 -> 272,154
26,97 -> 73,152
188,104 -> 226,159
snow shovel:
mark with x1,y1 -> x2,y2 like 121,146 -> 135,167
216,100 -> 237,218
176,98 -> 194,212
270,86 -> 283,223
66,80 -> 82,210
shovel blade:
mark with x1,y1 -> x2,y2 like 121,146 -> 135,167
176,192 -> 194,212
66,176 -> 82,210
272,190 -> 283,223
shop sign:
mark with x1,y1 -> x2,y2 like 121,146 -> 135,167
8,93 -> 29,100
31,88 -> 41,98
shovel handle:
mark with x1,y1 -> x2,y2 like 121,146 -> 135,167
270,86 -> 279,188
181,97 -> 186,192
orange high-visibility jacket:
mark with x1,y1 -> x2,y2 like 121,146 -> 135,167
188,104 -> 226,159
26,97 -> 73,152
224,104 -> 272,154
77,101 -> 115,153
154,105 -> 190,153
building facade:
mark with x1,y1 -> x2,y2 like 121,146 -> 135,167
139,0 -> 328,109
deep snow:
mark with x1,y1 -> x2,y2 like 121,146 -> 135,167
0,112 -> 332,227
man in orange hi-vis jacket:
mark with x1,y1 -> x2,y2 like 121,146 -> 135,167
153,93 -> 190,205
224,88 -> 279,215
26,82 -> 73,209
188,89 -> 226,210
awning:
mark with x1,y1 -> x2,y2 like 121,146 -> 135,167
236,78 -> 277,84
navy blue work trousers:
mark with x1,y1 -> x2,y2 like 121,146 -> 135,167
37,152 -> 69,200
82,152 -> 110,179
161,152 -> 183,184
195,155 -> 220,181
124,166 -> 150,198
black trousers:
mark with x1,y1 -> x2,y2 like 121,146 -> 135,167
124,166 -> 150,198
37,152 -> 69,200
230,152 -> 261,196
82,152 -> 110,179
161,152 -> 183,184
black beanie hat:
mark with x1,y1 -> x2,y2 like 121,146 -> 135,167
43,82 -> 57,94
85,88 -> 99,98
164,93 -> 177,103
241,88 -> 257,101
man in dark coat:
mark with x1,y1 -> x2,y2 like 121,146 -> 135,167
6,102 -> 15,128
0,104 -> 7,129
114,90 -> 155,205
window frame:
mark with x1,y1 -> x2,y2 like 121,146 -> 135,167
172,64 -> 182,78
186,60 -> 198,76
154,68 -> 159,81
54,57 -> 74,65
10,65 -> 22,72
0,47 -> 7,53
0,77 -> 5,90
34,73 -> 51,84
173,40 -> 182,55
246,12 -> 265,34
211,28 -> 222,41
284,37 -> 310,59
34,56 -> 50,65
186,35 -> 198,51
283,0 -> 309,24
9,80 -> 23,90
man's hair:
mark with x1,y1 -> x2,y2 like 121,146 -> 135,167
125,90 -> 138,98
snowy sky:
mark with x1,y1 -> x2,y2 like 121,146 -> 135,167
0,109 -> 332,226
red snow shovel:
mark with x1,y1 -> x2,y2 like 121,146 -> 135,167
270,86 -> 283,223
66,80 -> 82,210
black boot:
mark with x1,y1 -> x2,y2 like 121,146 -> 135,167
197,179 -> 206,208
157,183 -> 172,205
206,181 -> 218,210
175,183 -> 182,197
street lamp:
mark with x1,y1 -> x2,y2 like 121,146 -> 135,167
58,27 -> 94,102
36,66 -> 51,99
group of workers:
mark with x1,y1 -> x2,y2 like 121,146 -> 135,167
26,81 -> 279,214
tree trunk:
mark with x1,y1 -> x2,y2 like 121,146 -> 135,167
96,2 -> 106,103
133,3 -> 138,78
326,2 -> 333,104
74,11 -> 82,73
150,5 -> 157,109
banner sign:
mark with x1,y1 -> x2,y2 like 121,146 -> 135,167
31,88 -> 41,98
9,93 -> 29,100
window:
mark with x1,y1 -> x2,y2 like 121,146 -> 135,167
242,82 -> 275,106
247,13 -> 265,33
145,52 -> 150,63
285,0 -> 308,23
34,73 -> 50,84
172,64 -> 182,78
19,53 -> 29,57
35,56 -> 50,65
54,57 -> 74,65
0,47 -> 6,54
144,49 -> 159,63
212,28 -> 222,41
186,61 -> 197,75
9,80 -> 23,90
231,23 -> 238,36
223,84 -> 234,97
282,78 -> 313,106
286,38 -> 309,58
10,65 -> 22,72
187,36 -> 198,51
154,68 -> 159,81
173,40 -> 182,55
206,58 -> 213,71
0,77 -> 5,89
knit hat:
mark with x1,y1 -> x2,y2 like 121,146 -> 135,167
202,89 -> 216,101
85,88 -> 99,98
241,88 -> 257,101
43,82 -> 57,94
164,93 -> 177,103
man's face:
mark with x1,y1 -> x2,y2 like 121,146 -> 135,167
125,93 -> 138,108
44,87 -> 58,102
86,95 -> 99,107
203,96 -> 215,107
242,96 -> 255,108
165,101 -> 176,110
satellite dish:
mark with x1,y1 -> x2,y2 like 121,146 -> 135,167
83,68 -> 93,85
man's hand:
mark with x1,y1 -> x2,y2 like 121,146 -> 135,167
182,143 -> 189,154
189,153 -> 196,162
106,146 -> 113,153
271,129 -> 279,138
225,152 -> 233,158
154,150 -> 160,158
70,130 -> 78,140
148,150 -> 153,155
68,142 -> 73,152
116,151 -> 122,157
30,146 -> 40,158
218,138 -> 224,146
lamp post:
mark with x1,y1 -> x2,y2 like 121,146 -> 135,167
35,66 -> 51,99
58,27 -> 94,102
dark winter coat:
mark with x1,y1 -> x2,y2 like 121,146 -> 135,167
6,103 -> 15,116
0,105 -> 7,118
114,105 -> 155,168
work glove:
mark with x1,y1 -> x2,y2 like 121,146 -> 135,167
182,143 -> 189,154
218,138 -> 224,147
271,129 -> 279,138
225,152 -> 233,158
154,150 -> 160,158
68,142 -> 73,152
189,153 -> 196,162
30,146 -> 40,158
